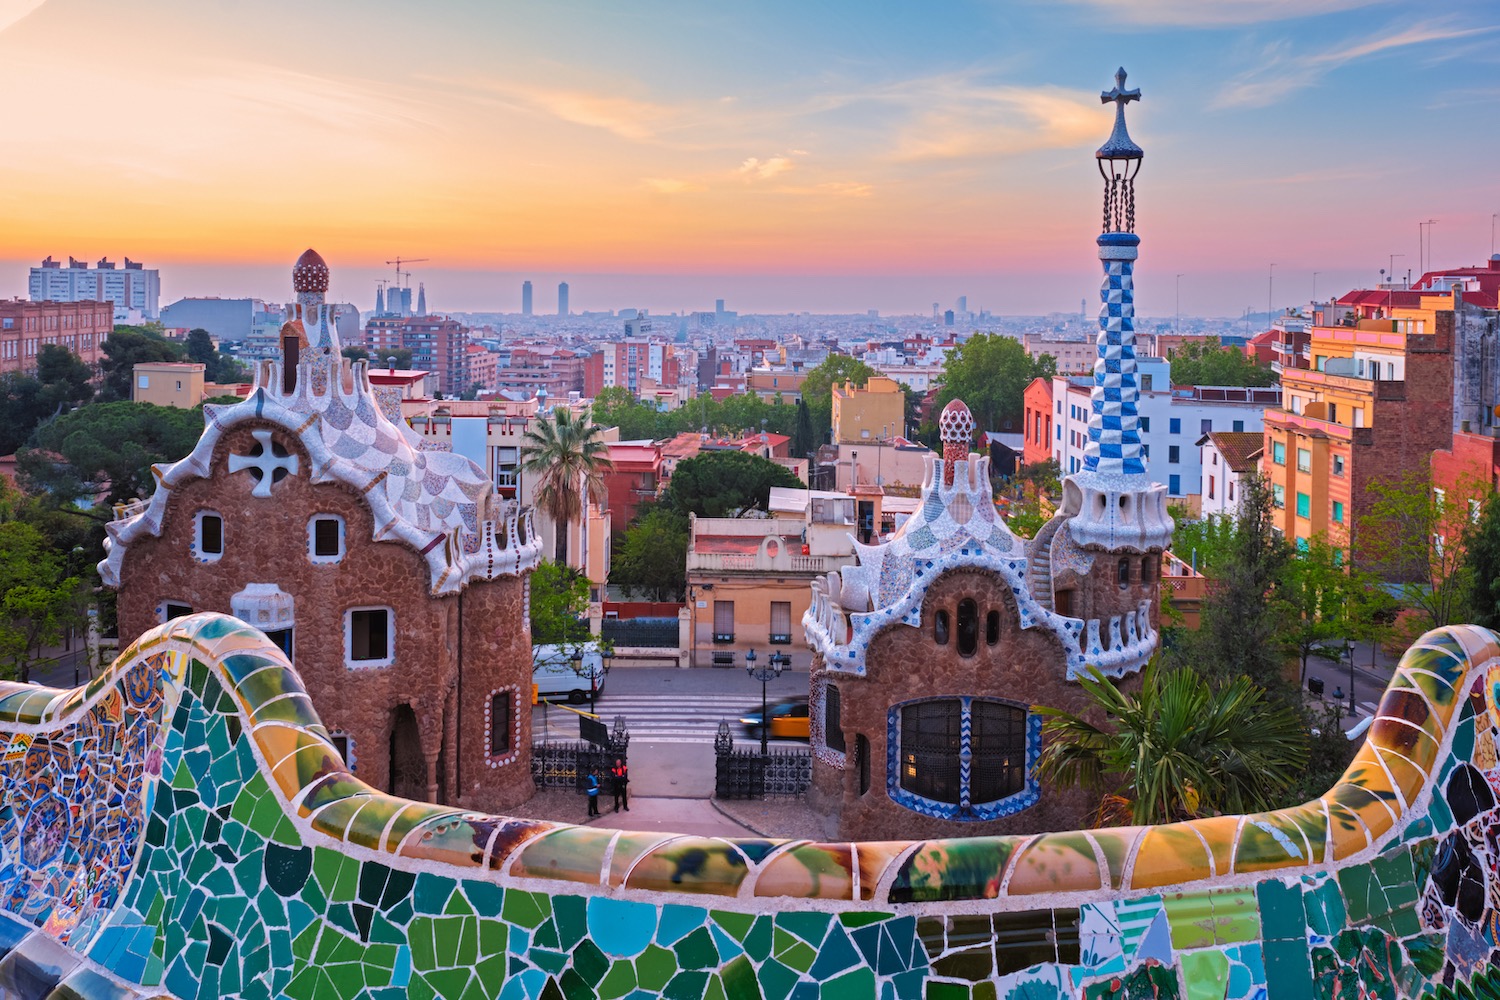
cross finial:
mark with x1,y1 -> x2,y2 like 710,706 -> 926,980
1101,67 -> 1140,109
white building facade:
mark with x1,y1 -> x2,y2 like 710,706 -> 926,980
1050,359 -> 1279,503
30,257 -> 160,321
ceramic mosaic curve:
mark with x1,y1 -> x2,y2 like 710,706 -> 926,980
6,613 -> 1500,997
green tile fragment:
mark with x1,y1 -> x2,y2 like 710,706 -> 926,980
635,943 -> 678,993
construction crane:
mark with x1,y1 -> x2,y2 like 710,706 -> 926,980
385,256 -> 429,288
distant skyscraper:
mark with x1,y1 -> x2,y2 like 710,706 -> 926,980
416,283 -> 426,316
715,298 -> 725,315
944,310 -> 955,326
558,282 -> 569,317
521,280 -> 533,316
376,285 -> 385,314
957,295 -> 968,314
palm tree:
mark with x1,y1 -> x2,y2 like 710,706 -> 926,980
1035,664 -> 1308,826
521,405 -> 612,566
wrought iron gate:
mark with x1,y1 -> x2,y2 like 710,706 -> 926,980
712,722 -> 811,800
531,717 -> 630,791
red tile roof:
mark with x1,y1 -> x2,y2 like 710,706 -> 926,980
1203,431 -> 1265,473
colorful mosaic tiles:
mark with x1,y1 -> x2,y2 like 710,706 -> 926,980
4,614 -> 1500,997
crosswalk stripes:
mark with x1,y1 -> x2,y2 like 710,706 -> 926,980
531,692 -> 794,747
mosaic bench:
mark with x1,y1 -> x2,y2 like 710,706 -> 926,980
0,611 -> 1497,999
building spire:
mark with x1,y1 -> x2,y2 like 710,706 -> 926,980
1084,69 -> 1145,479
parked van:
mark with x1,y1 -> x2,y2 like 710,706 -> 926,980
532,643 -> 605,704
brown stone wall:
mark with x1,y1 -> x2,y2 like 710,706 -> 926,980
810,567 -> 1132,841
115,420 -> 534,810
457,578 -> 536,812
1074,553 -> 1161,630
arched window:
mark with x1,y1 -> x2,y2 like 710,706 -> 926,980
1117,559 -> 1130,589
934,609 -> 950,645
986,610 -> 1001,646
892,697 -> 1035,819
956,599 -> 979,656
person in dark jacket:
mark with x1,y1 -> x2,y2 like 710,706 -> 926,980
586,769 -> 601,817
610,758 -> 629,812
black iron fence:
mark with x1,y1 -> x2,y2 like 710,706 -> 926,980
531,717 -> 630,791
601,617 -> 679,648
712,722 -> 811,800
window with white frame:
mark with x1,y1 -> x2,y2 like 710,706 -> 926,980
195,511 -> 224,561
309,515 -> 346,563
345,607 -> 394,668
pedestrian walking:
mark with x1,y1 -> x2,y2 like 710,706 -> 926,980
586,769 -> 601,817
610,758 -> 629,812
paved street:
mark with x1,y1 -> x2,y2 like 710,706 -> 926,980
532,663 -> 812,748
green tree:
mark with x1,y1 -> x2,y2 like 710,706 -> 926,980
186,328 -> 220,380
1169,508 -> 1239,576
359,347 -> 413,370
932,334 -> 1054,434
611,506 -> 688,601
1036,663 -> 1309,826
528,560 -> 590,645
1184,474 -> 1293,693
800,355 -> 876,440
1361,469 -> 1482,645
591,386 -> 664,441
792,399 -> 816,458
0,520 -> 81,682
1279,536 -> 1365,686
521,406 -> 612,565
1463,494 -> 1500,632
662,450 -> 803,518
36,344 -> 95,410
18,401 -> 206,509
1169,338 -> 1276,387
98,327 -> 182,402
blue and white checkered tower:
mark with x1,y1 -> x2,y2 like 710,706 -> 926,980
1084,68 -> 1145,479
1059,69 -> 1173,554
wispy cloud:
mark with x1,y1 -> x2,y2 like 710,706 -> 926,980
1055,0 -> 1388,27
738,156 -> 795,180
876,77 -> 1102,161
1214,20 -> 1500,108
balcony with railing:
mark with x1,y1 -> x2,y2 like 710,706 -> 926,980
687,516 -> 855,576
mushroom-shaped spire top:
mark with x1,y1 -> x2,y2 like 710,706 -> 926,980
292,249 -> 329,294
938,398 -> 975,486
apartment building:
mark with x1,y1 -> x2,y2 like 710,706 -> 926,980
1022,332 -> 1093,374
830,375 -> 905,444
363,315 -> 468,395
685,488 -> 867,667
1262,289 -> 1462,564
0,299 -> 112,375
1021,377 -> 1054,469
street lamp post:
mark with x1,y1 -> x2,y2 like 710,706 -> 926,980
745,649 -> 785,755
1346,636 -> 1356,718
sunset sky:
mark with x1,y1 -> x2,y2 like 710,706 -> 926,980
0,0 -> 1496,316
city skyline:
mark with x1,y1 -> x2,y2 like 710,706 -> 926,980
0,0 -> 1494,315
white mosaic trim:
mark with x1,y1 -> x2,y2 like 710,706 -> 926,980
484,684 -> 522,768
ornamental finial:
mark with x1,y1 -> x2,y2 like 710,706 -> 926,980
1096,68 -> 1143,162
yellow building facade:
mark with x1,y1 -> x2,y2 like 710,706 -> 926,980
830,376 -> 905,445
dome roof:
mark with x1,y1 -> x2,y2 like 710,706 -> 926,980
292,248 -> 329,293
938,398 -> 975,445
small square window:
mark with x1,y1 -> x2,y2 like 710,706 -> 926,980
164,602 -> 192,622
1139,416 -> 1150,432
310,515 -> 345,562
1169,418 -> 1181,434
347,608 -> 393,667
1168,446 -> 1179,463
